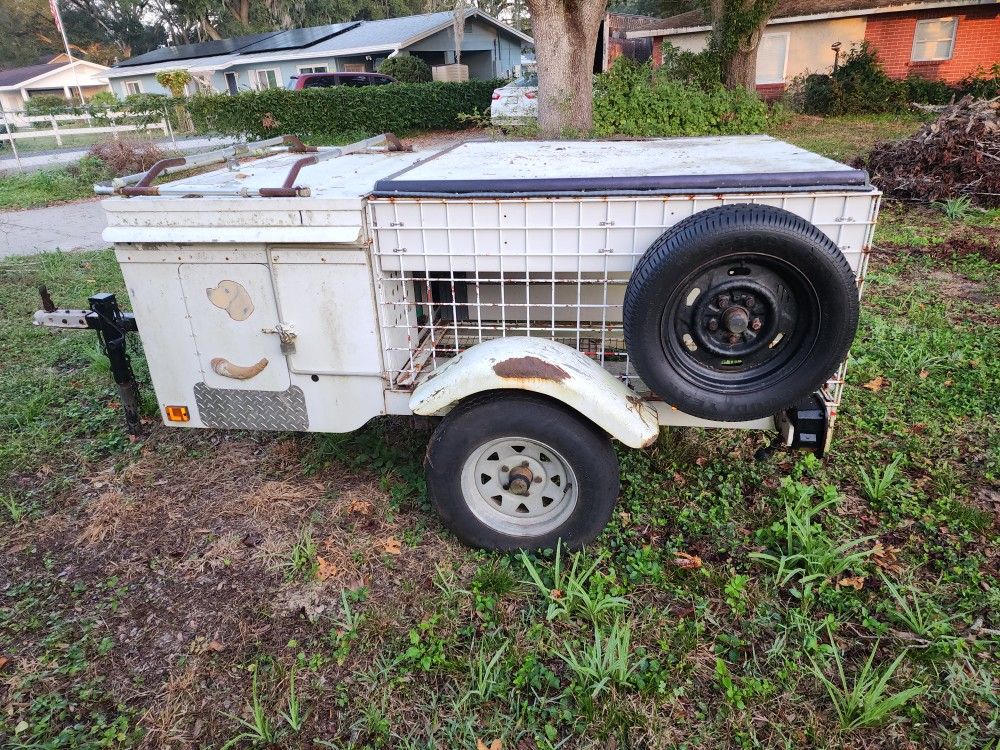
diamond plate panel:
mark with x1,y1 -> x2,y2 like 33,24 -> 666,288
193,383 -> 309,430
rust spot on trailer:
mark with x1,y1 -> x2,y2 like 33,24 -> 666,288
493,356 -> 569,382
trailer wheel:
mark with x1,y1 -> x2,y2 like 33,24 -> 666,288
623,204 -> 859,422
425,392 -> 619,551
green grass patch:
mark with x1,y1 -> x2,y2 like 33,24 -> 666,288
769,112 -> 930,161
0,168 -> 96,210
1,206 -> 998,748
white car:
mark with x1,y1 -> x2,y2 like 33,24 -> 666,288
490,73 -> 537,122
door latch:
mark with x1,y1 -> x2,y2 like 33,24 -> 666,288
262,322 -> 297,354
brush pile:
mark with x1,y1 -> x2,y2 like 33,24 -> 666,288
856,96 -> 1000,206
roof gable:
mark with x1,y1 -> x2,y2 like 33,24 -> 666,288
0,60 -> 109,89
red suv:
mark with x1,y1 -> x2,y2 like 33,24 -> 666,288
289,72 -> 396,89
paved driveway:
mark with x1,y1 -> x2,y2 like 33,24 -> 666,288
1,199 -> 107,258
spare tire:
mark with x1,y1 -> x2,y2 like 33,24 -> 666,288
623,204 -> 859,422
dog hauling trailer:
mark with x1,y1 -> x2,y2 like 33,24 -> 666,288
34,132 -> 881,550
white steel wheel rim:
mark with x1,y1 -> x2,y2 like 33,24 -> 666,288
460,436 -> 579,538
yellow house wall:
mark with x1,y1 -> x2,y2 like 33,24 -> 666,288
661,16 -> 867,81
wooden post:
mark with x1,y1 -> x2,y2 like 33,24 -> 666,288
50,115 -> 62,146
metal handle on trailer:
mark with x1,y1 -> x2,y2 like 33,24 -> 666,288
94,132 -> 411,198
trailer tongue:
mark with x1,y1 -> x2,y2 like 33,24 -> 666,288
32,132 -> 881,550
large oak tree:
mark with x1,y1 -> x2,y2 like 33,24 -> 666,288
527,0 -> 608,136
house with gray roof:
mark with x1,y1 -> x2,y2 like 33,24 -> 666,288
0,55 -> 111,114
105,10 -> 532,98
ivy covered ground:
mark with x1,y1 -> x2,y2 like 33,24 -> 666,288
1,134 -> 998,749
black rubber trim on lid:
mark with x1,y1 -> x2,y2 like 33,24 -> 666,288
372,169 -> 871,197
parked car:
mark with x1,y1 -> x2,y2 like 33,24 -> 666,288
289,72 -> 396,89
490,73 -> 537,121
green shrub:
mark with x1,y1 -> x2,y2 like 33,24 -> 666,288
87,91 -> 118,109
904,74 -> 953,105
593,57 -> 769,138
377,55 -> 432,83
957,63 -> 1000,98
790,43 -> 905,115
187,80 -> 500,139
24,94 -> 74,115
790,44 -> 999,114
659,42 -> 721,91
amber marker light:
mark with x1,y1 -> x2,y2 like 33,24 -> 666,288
165,405 -> 190,422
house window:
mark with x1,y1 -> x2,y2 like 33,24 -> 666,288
253,69 -> 280,89
225,72 -> 239,95
911,18 -> 957,62
124,80 -> 142,95
297,65 -> 328,74
342,63 -> 366,73
755,32 -> 789,84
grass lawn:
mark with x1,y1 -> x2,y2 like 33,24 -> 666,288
1,141 -> 998,747
769,112 -> 931,161
0,168 -> 100,210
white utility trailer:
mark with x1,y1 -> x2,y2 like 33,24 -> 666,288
36,133 -> 880,550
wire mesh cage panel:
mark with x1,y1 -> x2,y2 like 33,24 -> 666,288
370,191 -> 880,414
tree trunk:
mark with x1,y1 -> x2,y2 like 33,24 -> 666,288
200,17 -> 223,40
724,46 -> 757,90
527,0 -> 608,136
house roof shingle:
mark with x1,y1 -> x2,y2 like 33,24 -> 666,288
113,31 -> 284,68
630,0 -> 996,32
110,10 -> 531,72
0,63 -> 63,87
305,10 -> 476,53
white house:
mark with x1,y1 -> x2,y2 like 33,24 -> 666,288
0,55 -> 112,115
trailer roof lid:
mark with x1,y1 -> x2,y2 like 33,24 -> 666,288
373,136 -> 870,195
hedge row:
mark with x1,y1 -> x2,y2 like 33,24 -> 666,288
187,80 -> 501,139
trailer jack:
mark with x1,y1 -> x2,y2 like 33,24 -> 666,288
34,287 -> 142,435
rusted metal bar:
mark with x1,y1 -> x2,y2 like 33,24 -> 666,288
260,155 -> 318,197
282,135 -> 319,153
119,156 -> 186,196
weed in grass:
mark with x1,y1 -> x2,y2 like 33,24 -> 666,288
724,573 -> 751,615
858,453 -> 906,503
520,541 -> 630,623
878,573 -> 958,642
285,525 -> 319,582
751,479 -> 874,605
809,632 -> 926,730
459,641 -> 509,706
221,664 -> 276,748
279,668 -> 306,732
557,620 -> 637,698
714,657 -> 776,711
1,492 -> 27,523
932,195 -> 976,221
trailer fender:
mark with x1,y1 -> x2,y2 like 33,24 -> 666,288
408,337 -> 659,449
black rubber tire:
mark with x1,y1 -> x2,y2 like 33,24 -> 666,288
623,204 -> 859,422
425,391 -> 620,551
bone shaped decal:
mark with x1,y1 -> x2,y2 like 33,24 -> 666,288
211,357 -> 269,380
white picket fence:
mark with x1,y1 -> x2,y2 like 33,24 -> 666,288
0,110 -> 170,147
